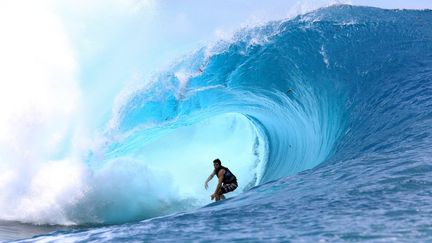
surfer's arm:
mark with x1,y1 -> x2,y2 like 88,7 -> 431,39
213,170 -> 224,196
204,171 -> 215,189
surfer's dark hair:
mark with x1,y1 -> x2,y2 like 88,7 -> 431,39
213,159 -> 221,165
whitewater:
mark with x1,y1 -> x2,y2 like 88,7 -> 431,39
1,4 -> 432,242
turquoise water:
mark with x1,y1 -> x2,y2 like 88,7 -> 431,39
4,5 -> 432,242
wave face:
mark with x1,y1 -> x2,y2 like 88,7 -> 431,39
11,5 -> 432,241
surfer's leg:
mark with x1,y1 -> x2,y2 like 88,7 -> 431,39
218,185 -> 227,200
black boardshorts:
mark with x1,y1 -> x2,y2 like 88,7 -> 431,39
220,181 -> 238,194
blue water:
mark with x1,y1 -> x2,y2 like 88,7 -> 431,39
9,4 -> 432,242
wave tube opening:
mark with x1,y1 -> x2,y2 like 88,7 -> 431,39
64,112 -> 264,225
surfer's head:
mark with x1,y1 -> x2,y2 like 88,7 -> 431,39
213,158 -> 221,168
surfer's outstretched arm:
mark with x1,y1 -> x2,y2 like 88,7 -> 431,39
204,171 -> 215,190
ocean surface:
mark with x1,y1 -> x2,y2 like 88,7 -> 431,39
2,4 -> 432,242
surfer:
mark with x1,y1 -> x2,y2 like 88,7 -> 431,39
204,158 -> 238,201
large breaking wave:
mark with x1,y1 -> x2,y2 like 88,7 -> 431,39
2,5 -> 432,234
